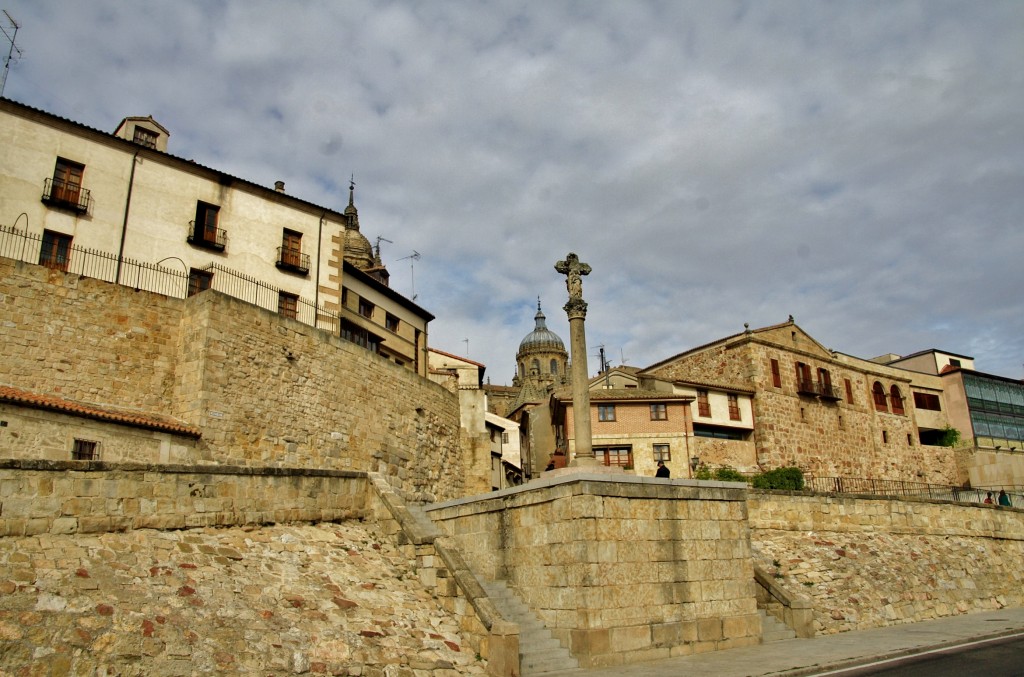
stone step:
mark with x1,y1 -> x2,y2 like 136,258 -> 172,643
479,579 -> 580,675
759,609 -> 797,642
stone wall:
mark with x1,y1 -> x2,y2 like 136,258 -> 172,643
749,490 -> 1024,634
0,258 -> 477,502
645,330 -> 960,484
427,475 -> 761,669
0,460 -> 367,536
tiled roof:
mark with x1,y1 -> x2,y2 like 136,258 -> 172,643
669,378 -> 756,394
0,385 -> 202,438
553,387 -> 693,403
428,347 -> 485,368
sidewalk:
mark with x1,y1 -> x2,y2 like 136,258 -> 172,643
545,608 -> 1024,677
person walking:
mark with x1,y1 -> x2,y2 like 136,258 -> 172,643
655,461 -> 670,478
998,489 -> 1012,507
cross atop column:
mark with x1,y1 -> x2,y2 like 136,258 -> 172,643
555,252 -> 591,316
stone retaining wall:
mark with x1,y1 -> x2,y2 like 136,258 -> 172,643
0,259 -> 481,502
749,491 -> 1024,634
427,475 -> 761,669
0,460 -> 367,536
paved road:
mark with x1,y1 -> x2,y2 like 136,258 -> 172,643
814,633 -> 1024,676
547,608 -> 1024,677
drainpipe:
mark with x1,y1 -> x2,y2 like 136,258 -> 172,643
115,151 -> 140,285
315,211 -> 325,312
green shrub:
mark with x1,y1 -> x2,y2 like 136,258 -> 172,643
938,425 -> 962,448
694,465 -> 747,482
752,467 -> 805,490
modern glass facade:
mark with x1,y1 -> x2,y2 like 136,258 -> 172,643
964,373 -> 1024,448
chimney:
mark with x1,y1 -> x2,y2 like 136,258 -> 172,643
274,181 -> 285,193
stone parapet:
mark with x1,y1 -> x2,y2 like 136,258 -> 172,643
0,460 -> 367,536
427,475 -> 761,667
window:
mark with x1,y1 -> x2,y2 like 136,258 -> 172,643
45,158 -> 89,213
188,268 -> 213,297
914,392 -> 942,411
650,403 -> 667,421
693,425 -> 747,440
190,201 -> 225,250
72,439 -> 98,461
358,298 -> 374,319
133,127 -> 158,148
872,382 -> 888,412
39,230 -> 72,272
770,358 -> 782,388
277,229 -> 309,273
890,386 -> 905,416
550,359 -> 558,375
727,394 -> 741,421
341,288 -> 349,308
598,404 -> 616,422
882,430 -> 889,444
341,322 -> 381,353
653,444 -> 671,462
795,362 -> 814,393
845,378 -> 854,404
278,291 -> 298,320
696,390 -> 710,417
949,358 -> 962,368
386,313 -> 400,332
501,432 -> 509,444
599,446 -> 632,467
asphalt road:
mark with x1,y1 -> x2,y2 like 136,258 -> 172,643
814,633 -> 1024,677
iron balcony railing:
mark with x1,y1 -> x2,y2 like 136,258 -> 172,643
41,177 -> 92,215
276,247 -> 310,275
187,221 -> 228,251
796,379 -> 842,400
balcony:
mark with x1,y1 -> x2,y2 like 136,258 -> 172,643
276,247 -> 310,275
41,177 -> 92,215
187,222 -> 228,251
797,379 -> 842,401
796,379 -> 819,397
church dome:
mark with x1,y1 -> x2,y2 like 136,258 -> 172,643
518,301 -> 565,353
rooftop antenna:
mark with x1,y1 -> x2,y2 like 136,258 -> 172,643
462,337 -> 470,356
619,348 -> 629,367
374,236 -> 392,260
1,10 -> 21,97
398,250 -> 420,300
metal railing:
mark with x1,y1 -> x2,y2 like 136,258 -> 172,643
805,475 -> 1023,506
0,224 -> 350,344
41,177 -> 92,215
187,221 -> 228,251
276,247 -> 310,274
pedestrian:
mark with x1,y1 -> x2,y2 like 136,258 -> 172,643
984,492 -> 994,504
655,461 -> 670,478
998,489 -> 1012,507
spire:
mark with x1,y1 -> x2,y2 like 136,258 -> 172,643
535,298 -> 548,330
345,174 -> 359,230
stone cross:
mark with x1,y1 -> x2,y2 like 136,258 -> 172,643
555,253 -> 591,308
554,252 -> 595,465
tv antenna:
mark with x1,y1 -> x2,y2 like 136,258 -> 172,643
462,338 -> 470,356
1,10 -> 21,98
398,250 -> 420,300
374,236 -> 392,260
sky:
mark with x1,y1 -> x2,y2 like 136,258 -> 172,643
3,0 -> 1022,384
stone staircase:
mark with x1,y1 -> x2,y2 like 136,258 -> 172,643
760,609 -> 797,642
479,579 -> 580,675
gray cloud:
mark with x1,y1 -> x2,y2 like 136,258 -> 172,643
5,0 -> 1022,381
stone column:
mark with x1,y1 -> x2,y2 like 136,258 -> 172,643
555,253 -> 596,466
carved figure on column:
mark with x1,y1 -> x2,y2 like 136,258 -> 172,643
555,252 -> 592,315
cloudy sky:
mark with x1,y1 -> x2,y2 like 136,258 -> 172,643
4,1 -> 1022,383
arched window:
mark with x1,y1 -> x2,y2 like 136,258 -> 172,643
890,385 -> 905,415
550,359 -> 558,375
519,362 -> 525,378
531,359 -> 540,374
872,382 -> 888,412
